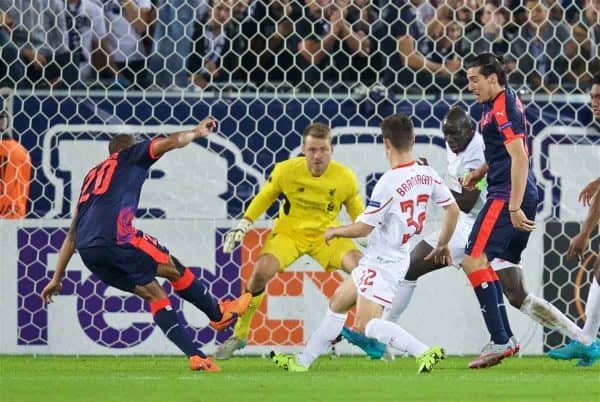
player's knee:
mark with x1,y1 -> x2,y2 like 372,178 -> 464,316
342,250 -> 362,272
503,286 -> 527,309
135,281 -> 167,302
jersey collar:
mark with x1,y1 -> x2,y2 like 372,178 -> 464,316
392,160 -> 416,169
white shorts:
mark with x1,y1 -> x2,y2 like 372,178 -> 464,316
424,213 -> 520,271
351,258 -> 408,308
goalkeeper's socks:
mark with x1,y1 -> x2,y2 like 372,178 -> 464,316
365,318 -> 428,357
582,277 -> 600,344
491,269 -> 514,338
468,268 -> 509,344
233,290 -> 265,340
297,308 -> 347,368
151,298 -> 206,358
171,268 -> 222,321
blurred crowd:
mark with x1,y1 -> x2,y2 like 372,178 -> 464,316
0,0 -> 598,94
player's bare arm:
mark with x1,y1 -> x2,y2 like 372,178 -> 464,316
151,117 -> 217,158
324,222 -> 373,245
568,186 -> 600,261
578,177 -> 600,207
40,212 -> 78,304
425,202 -> 459,265
505,139 -> 534,232
462,163 -> 489,190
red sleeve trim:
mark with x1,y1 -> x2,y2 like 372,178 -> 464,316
436,197 -> 453,205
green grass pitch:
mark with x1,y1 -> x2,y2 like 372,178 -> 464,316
1,355 -> 599,402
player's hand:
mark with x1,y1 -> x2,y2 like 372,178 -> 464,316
509,209 -> 535,232
424,244 -> 452,265
567,232 -> 589,262
194,117 -> 217,138
324,227 -> 339,245
223,218 -> 251,253
578,178 -> 600,207
41,278 -> 62,304
461,169 -> 484,191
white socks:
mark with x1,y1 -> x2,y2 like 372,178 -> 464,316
364,318 -> 428,357
297,308 -> 347,368
382,280 -> 417,323
520,294 -> 591,344
582,277 -> 600,345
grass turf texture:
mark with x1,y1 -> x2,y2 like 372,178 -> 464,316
2,355 -> 599,402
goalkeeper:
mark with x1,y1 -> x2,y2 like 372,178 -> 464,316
216,123 -> 365,359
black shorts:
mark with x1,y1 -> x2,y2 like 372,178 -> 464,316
79,233 -> 170,293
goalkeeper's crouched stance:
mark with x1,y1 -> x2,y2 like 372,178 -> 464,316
216,123 -> 365,359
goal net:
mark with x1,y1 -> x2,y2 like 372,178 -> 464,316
0,0 -> 598,356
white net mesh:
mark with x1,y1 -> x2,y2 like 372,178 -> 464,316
0,0 -> 599,355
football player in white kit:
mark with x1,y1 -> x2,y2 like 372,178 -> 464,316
344,107 -> 588,363
270,113 -> 460,374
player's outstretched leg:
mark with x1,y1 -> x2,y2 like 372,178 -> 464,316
548,263 -> 600,366
137,280 -> 220,372
341,326 -> 386,359
342,241 -> 447,360
216,254 -> 279,359
364,318 -> 445,374
160,257 -> 252,331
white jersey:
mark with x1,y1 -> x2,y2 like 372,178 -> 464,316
103,0 -> 151,62
446,132 -> 486,219
358,161 -> 455,262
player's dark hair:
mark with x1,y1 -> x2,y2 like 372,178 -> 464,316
302,123 -> 331,142
465,53 -> 507,86
593,74 -> 600,86
380,113 -> 414,151
109,134 -> 135,154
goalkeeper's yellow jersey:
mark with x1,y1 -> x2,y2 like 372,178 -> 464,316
243,157 -> 364,238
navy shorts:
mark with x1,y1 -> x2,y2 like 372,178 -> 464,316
79,232 -> 170,293
465,198 -> 537,264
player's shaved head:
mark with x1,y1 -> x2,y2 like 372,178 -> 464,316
442,106 -> 474,154
302,123 -> 332,142
380,113 -> 414,151
109,134 -> 135,154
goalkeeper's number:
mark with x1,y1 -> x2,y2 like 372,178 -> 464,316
223,219 -> 252,253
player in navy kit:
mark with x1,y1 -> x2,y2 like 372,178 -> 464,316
462,54 -> 593,369
40,118 -> 251,372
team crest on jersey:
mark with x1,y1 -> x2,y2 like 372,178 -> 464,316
329,188 -> 336,197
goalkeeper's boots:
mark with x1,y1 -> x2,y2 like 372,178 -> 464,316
416,346 -> 445,374
210,293 -> 252,331
189,355 -> 221,372
468,340 -> 515,369
341,326 -> 386,359
270,351 -> 309,372
215,336 -> 247,360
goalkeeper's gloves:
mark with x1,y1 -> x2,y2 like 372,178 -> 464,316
223,218 -> 252,253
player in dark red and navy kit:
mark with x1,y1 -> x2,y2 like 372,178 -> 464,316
40,118 -> 251,372
462,54 -> 589,369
